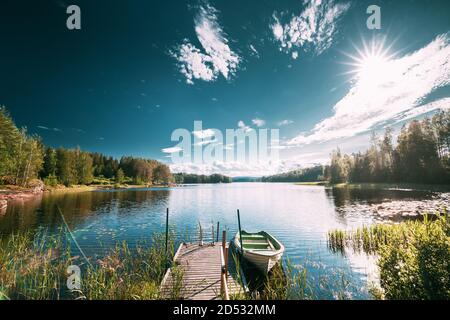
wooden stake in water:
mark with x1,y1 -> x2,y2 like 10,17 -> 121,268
198,221 -> 203,246
165,208 -> 169,256
237,209 -> 244,254
216,222 -> 220,243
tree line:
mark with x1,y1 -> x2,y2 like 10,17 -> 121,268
325,110 -> 450,184
262,165 -> 325,182
0,107 -> 172,187
173,173 -> 232,184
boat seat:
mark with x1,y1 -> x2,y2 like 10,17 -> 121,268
242,235 -> 265,239
243,243 -> 271,250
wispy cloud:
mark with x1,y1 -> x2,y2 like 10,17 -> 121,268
289,34 -> 450,145
271,0 -> 350,57
192,128 -> 215,139
252,118 -> 266,127
172,3 -> 240,84
238,120 -> 253,132
169,160 -> 280,177
37,125 -> 62,132
162,146 -> 183,154
278,119 -> 294,126
249,44 -> 260,58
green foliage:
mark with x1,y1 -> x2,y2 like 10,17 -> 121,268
260,259 -> 313,300
174,173 -> 231,184
0,107 -> 44,186
153,164 -> 172,185
43,174 -> 58,187
115,168 -> 125,184
0,106 -> 173,188
0,230 -> 176,300
262,165 -> 325,182
328,213 -> 450,300
326,110 -> 450,184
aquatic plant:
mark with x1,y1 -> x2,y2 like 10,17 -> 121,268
327,212 -> 450,299
259,259 -> 313,300
0,229 -> 178,300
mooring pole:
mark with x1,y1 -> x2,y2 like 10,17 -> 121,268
216,222 -> 220,243
237,209 -> 244,254
165,208 -> 169,256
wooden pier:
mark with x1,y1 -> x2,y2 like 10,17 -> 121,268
160,231 -> 247,300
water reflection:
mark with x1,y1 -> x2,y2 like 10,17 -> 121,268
1,183 -> 443,299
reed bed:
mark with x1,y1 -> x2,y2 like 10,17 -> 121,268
0,229 -> 183,300
327,212 -> 450,300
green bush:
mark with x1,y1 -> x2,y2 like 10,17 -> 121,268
328,213 -> 450,300
378,215 -> 449,300
43,175 -> 58,187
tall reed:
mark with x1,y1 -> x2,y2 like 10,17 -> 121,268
0,229 -> 181,300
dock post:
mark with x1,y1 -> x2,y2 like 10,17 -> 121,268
199,222 -> 203,246
165,208 -> 169,268
216,222 -> 220,243
220,229 -> 230,300
222,230 -> 228,276
221,230 -> 226,256
237,209 -> 243,254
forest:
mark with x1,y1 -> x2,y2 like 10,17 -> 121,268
262,165 -> 325,183
0,107 -> 172,187
173,173 -> 232,184
325,110 -> 450,184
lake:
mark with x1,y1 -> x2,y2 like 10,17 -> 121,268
0,183 -> 446,299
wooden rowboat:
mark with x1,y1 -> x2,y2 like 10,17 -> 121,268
233,230 -> 285,274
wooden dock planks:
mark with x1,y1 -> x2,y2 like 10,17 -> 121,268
160,243 -> 244,300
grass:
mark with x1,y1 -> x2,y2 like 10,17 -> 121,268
330,182 -> 450,192
294,182 -> 327,186
327,212 -> 450,299
0,229 -> 183,300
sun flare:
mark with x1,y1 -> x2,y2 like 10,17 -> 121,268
343,37 -> 398,87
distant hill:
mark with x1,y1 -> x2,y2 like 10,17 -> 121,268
262,165 -> 325,183
173,173 -> 231,184
231,176 -> 262,182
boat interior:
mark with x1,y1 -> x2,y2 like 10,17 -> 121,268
240,233 -> 277,251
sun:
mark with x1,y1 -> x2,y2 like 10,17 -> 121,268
342,37 -> 398,87
356,53 -> 389,83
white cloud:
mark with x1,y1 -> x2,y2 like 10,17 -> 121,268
162,146 -> 183,154
169,160 -> 281,177
278,119 -> 294,126
271,0 -> 350,57
393,98 -> 450,123
37,125 -> 62,132
252,118 -> 266,127
192,128 -> 215,139
249,44 -> 260,58
238,120 -> 253,132
289,34 -> 450,146
172,4 -> 240,84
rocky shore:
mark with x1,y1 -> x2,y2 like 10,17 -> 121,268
0,180 -> 45,214
337,193 -> 450,222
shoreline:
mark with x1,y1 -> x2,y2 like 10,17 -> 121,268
0,183 -> 173,211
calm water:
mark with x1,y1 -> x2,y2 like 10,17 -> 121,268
0,183 -> 439,299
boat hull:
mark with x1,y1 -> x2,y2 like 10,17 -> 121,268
241,249 -> 283,274
233,231 -> 285,274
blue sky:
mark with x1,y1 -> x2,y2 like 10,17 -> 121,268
1,0 -> 449,176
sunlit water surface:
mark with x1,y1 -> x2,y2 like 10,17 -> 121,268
0,183 -> 440,299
